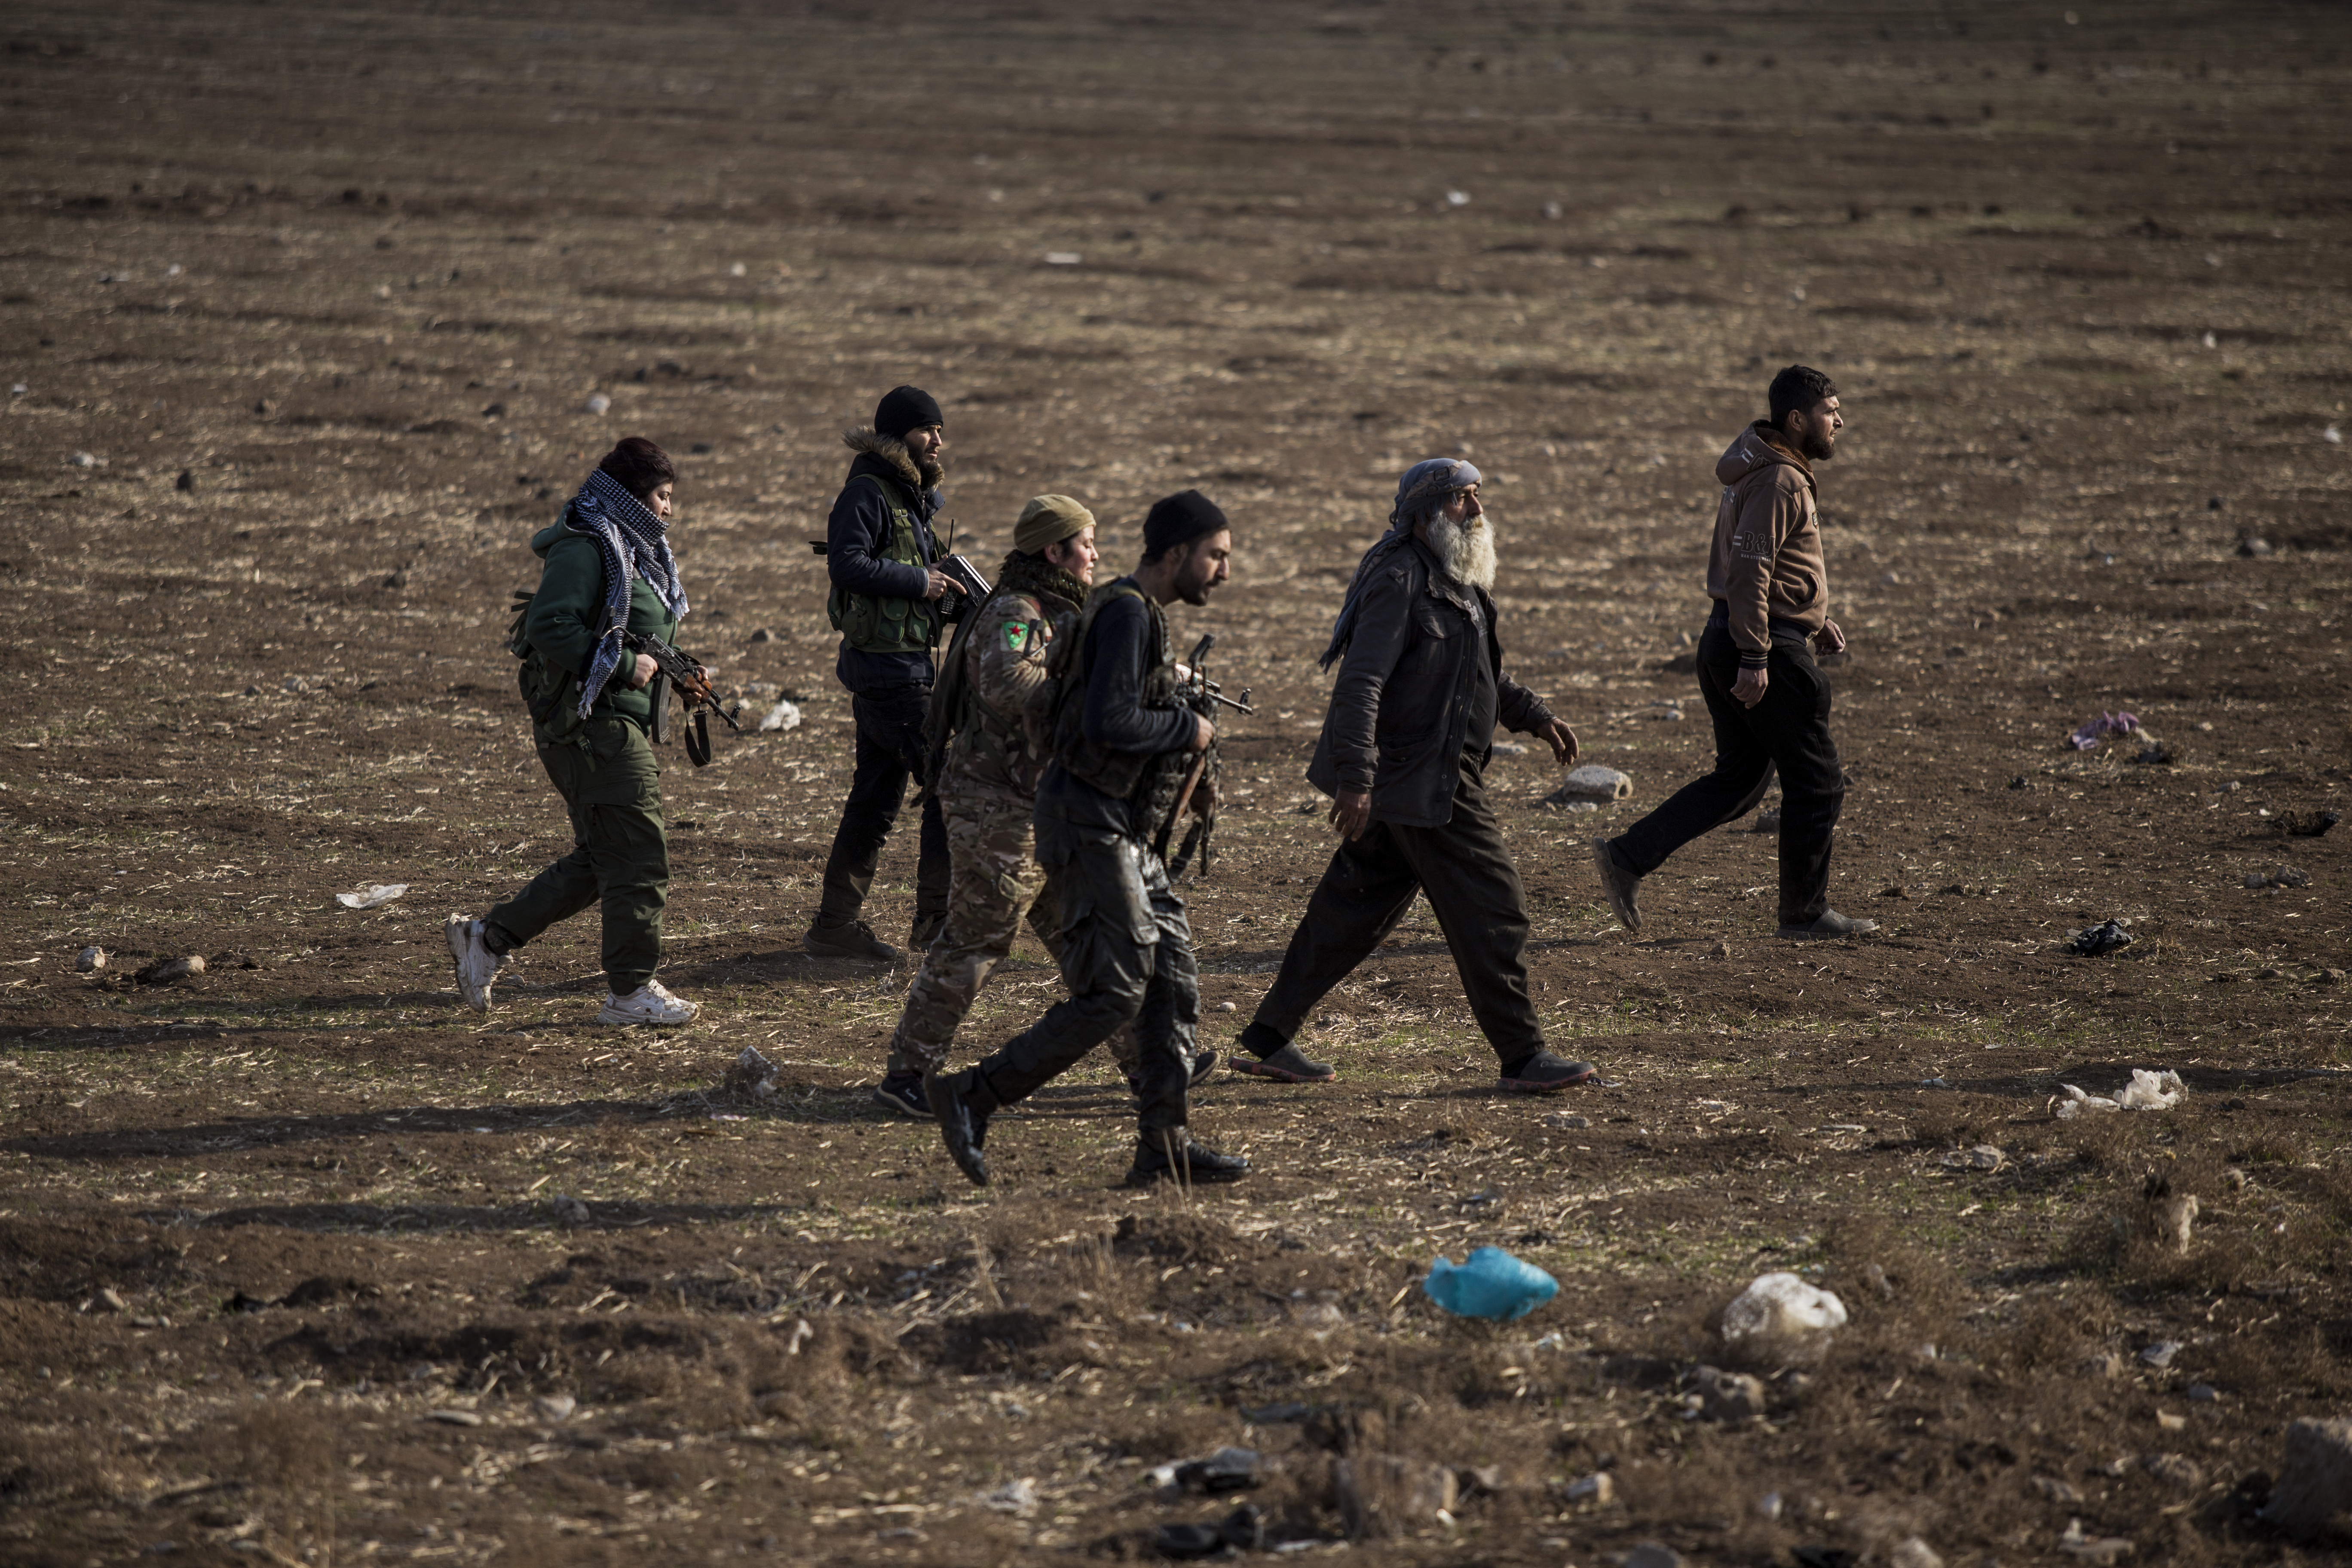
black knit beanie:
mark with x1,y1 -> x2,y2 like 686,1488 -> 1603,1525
1142,490 -> 1229,557
873,385 -> 944,440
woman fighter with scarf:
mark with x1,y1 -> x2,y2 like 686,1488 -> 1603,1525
444,437 -> 706,1027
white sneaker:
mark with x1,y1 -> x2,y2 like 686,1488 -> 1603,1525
444,915 -> 505,1012
596,978 -> 698,1027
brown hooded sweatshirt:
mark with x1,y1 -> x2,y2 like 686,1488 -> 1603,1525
1704,420 -> 1827,668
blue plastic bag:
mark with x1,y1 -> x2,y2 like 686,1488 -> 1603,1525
1422,1246 -> 1559,1321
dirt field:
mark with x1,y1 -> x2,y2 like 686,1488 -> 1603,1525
3,2 -> 2349,1563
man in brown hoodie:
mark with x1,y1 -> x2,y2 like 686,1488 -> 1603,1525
1590,364 -> 1878,941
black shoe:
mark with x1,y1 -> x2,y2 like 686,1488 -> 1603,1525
871,1070 -> 931,1119
926,1068 -> 996,1187
805,919 -> 901,963
1229,1042 -> 1335,1084
1592,837 -> 1643,933
1498,1050 -> 1599,1093
1126,1132 -> 1250,1186
1125,1049 -> 1220,1097
1775,909 -> 1881,941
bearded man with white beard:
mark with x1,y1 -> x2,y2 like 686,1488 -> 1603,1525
1231,458 -> 1603,1094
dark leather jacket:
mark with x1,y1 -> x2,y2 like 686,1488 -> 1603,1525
1307,536 -> 1554,828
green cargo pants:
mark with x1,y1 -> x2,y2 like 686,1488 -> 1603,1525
485,717 -> 669,993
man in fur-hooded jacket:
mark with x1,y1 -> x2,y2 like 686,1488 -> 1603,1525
804,385 -> 959,962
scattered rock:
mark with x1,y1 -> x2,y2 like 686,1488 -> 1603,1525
96,1287 -> 128,1313
66,451 -> 104,469
1216,1000 -> 1237,1012
550,1194 -> 592,1227
1544,1112 -> 1589,1130
135,955 -> 205,985
1939,1145 -> 2006,1173
1691,1365 -> 1766,1421
2079,1352 -> 2126,1379
1335,1455 -> 1456,1538
2065,919 -> 2134,957
1549,764 -> 1632,803
2140,1340 -> 2181,1369
980,1477 -> 1037,1514
1709,939 -> 1731,958
2155,1191 -> 2199,1255
74,945 -> 106,973
2278,808 -> 2339,838
2224,1168 -> 2250,1191
1620,1543 -> 1683,1568
2186,1383 -> 2220,1403
725,1045 -> 781,1102
1889,1538 -> 1944,1568
175,468 -> 195,492
1918,1075 -> 1953,1089
2237,535 -> 2272,557
1154,1504 -> 1265,1558
1562,1471 -> 1614,1507
2261,1415 -> 2352,1539
426,1409 -> 483,1427
2058,1518 -> 2133,1563
585,393 -> 611,415
1752,809 -> 1783,833
2140,1452 -> 2203,1490
2156,1410 -> 2187,1432
533,1393 -> 576,1423
2034,1474 -> 2084,1504
1718,1272 -> 1847,1366
748,627 -> 775,643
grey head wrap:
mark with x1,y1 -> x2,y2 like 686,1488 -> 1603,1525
1316,457 -> 1482,671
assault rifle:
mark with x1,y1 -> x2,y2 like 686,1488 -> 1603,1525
806,536 -> 989,622
623,630 -> 739,767
1152,632 -> 1253,879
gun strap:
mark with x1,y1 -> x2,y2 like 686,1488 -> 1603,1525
685,707 -> 712,767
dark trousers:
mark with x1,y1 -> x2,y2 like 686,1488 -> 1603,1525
486,718 -> 668,993
817,683 -> 951,934
974,814 -> 1197,1136
1250,753 -> 1544,1069
1610,620 -> 1844,925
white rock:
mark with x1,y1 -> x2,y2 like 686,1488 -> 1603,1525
1890,1537 -> 1944,1568
533,1393 -> 576,1422
1446,189 -> 1471,206
1552,764 -> 1632,802
1719,1272 -> 1847,1364
980,1477 -> 1038,1513
67,452 -> 104,469
1563,1471 -> 1613,1506
757,698 -> 802,733
727,261 -> 747,277
585,393 -> 612,415
1043,251 -> 1082,266
75,945 -> 106,973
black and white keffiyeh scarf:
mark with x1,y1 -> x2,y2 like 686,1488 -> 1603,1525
564,467 -> 689,717
1317,457 -> 1482,671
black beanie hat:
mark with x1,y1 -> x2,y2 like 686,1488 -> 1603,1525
873,384 -> 943,440
1142,490 -> 1229,557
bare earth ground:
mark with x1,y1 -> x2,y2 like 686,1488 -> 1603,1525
2,3 -> 2349,1564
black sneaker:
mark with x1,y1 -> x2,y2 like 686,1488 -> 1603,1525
870,1070 -> 931,1119
1125,1049 -> 1220,1097
1498,1051 -> 1599,1093
804,919 -> 901,962
1126,1133 -> 1250,1187
926,1068 -> 996,1187
1229,1042 -> 1336,1084
1591,837 -> 1643,933
1775,909 -> 1881,941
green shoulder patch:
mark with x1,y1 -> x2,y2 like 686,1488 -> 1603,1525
1001,619 -> 1030,652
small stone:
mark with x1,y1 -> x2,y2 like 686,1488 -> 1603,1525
2224,1169 -> 2250,1191
550,1194 -> 592,1226
1709,940 -> 1731,958
174,468 -> 194,492
2238,536 -> 2272,557
135,955 -> 206,985
2078,1352 -> 2126,1379
1620,1544 -> 1682,1568
66,451 -> 103,469
2186,1383 -> 2219,1403
2034,1474 -> 2084,1504
533,1393 -> 576,1422
584,393 -> 611,415
426,1409 -> 484,1427
98,1287 -> 128,1313
1692,1365 -> 1766,1421
1549,764 -> 1633,803
1752,809 -> 1782,833
2140,1339 -> 2180,1368
1889,1537 -> 1944,1568
1544,1112 -> 1589,1130
2140,1452 -> 2203,1490
75,946 -> 106,973
748,627 -> 775,643
2156,1192 -> 2199,1255
2058,1519 -> 2133,1564
2156,1410 -> 2187,1432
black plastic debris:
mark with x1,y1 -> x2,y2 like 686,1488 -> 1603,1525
1154,1504 -> 1266,1559
2068,920 -> 2134,957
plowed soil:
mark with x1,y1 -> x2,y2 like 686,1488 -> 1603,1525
2,3 -> 2348,1565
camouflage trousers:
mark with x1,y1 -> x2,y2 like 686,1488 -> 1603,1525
886,791 -> 1139,1077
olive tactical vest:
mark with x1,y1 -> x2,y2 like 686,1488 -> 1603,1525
825,472 -> 938,654
1043,579 -> 1181,804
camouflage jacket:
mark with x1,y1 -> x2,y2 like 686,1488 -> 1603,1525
940,550 -> 1089,804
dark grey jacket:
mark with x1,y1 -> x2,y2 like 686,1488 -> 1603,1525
1307,537 -> 1555,828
